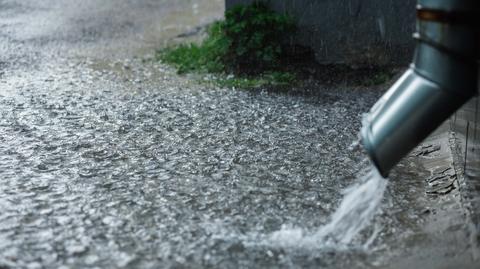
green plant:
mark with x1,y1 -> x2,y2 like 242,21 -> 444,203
216,71 -> 296,89
223,2 -> 295,72
156,2 -> 296,87
362,71 -> 393,86
263,71 -> 296,85
158,22 -> 228,74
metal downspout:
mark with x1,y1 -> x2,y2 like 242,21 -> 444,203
361,0 -> 479,177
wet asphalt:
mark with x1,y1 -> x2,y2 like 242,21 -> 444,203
0,0 -> 478,268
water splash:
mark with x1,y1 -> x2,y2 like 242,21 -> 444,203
269,165 -> 387,249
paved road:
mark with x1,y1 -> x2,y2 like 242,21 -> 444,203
0,1 -> 477,268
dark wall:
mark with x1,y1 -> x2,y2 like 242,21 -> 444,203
226,0 -> 416,66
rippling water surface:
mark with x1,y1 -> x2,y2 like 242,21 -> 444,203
0,57 -> 384,268
0,0 -> 394,268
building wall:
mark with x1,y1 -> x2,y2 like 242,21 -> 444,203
226,0 -> 416,66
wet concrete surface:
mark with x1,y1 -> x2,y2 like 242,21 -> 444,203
451,97 -> 480,240
0,0 -> 479,268
382,124 -> 480,269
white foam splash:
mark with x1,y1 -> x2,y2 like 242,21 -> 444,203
269,166 -> 387,249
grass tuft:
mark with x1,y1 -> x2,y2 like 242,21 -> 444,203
156,2 -> 296,89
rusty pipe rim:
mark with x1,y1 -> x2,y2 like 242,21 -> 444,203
416,5 -> 480,25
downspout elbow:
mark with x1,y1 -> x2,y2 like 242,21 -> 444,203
361,0 -> 479,177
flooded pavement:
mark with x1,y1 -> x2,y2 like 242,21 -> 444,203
0,0 -> 479,268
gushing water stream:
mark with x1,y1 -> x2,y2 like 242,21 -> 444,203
269,163 -> 387,249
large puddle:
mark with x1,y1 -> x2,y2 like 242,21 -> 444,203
0,0 -> 478,268
0,56 -> 387,268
